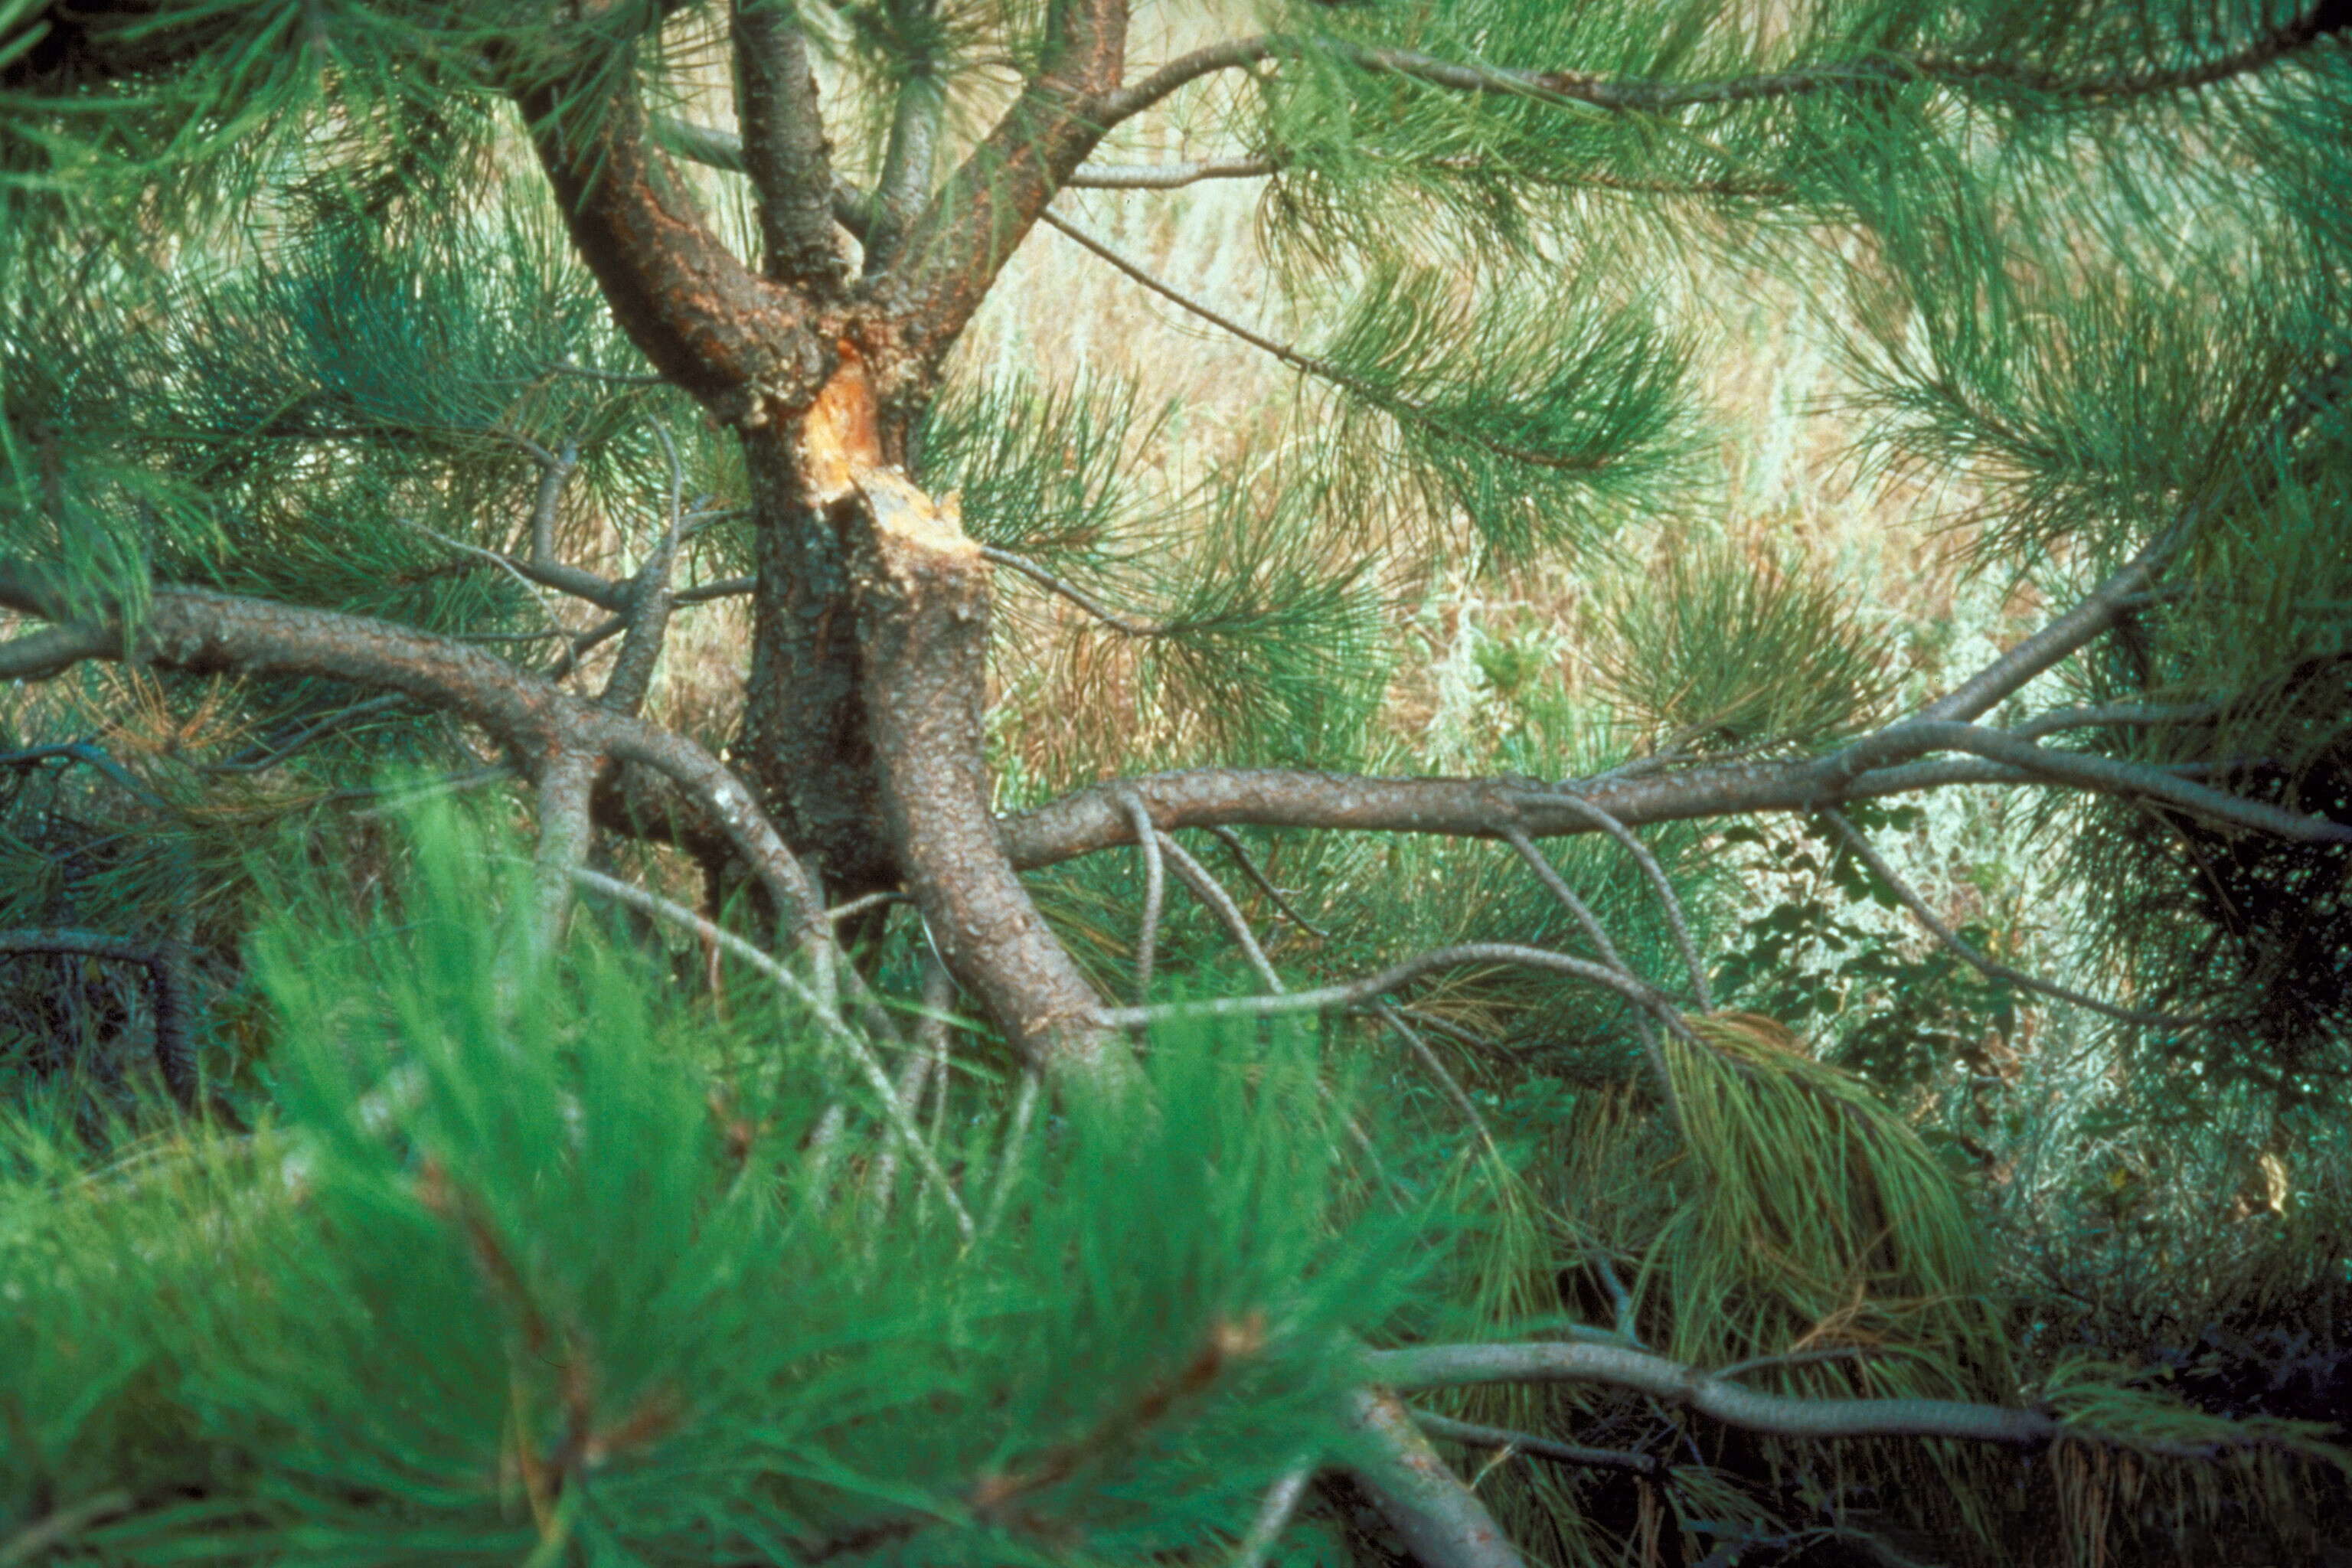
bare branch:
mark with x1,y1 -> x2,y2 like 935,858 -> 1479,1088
0,929 -> 198,1109
982,545 -> 1171,635
982,1069 -> 1040,1236
881,0 -> 1129,369
1206,826 -> 1331,939
1158,831 -> 1283,992
1091,35 -> 1273,127
1520,795 -> 1711,1011
201,694 -> 407,776
1039,210 -> 1613,472
865,955 -> 956,1224
568,866 -> 974,1242
0,575 -> 830,940
862,0 -> 949,273
851,472 -> 1126,1074
403,514 -> 626,614
730,0 -> 848,290
1373,1004 -> 1496,1155
1232,1460 -> 1316,1568
1838,721 -> 2352,844
1411,1410 -> 1656,1474
1365,1341 -> 2304,1460
525,437 -> 580,570
1816,810 -> 2210,1029
1086,8 -> 2352,131
1101,942 -> 1688,1031
0,622 -> 123,681
517,63 -> 828,426
1119,791 -> 1164,1006
1918,533 -> 2183,726
531,747 -> 600,952
1498,825 -> 1679,1113
1367,1341 -> 2060,1446
2008,700 -> 2230,741
1340,1387 -> 1527,1568
597,425 -> 687,716
1067,155 -> 1281,189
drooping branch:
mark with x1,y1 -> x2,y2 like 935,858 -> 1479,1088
1100,942 -> 1687,1031
1362,1341 -> 2307,1460
1157,831 -> 1282,994
0,572 -> 828,942
1372,1343 -> 2056,1446
729,0 -> 847,292
1086,8 -> 2352,131
1117,792 -> 1163,1005
1036,209 -> 1619,473
567,866 -> 975,1243
1207,825 -> 1330,939
1816,810 -> 2209,1029
1411,1410 -> 1657,1474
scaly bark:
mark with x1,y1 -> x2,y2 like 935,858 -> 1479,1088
848,462 -> 1123,1074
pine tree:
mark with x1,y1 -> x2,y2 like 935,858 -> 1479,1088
2,2 -> 2350,1564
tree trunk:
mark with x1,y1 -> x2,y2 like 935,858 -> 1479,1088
737,424 -> 894,898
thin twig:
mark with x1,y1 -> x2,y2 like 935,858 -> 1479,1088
201,694 -> 407,775
1231,1461 -> 1317,1568
1102,942 -> 1692,1034
1119,791 -> 1165,1008
1500,824 -> 1681,1117
1713,1346 -> 1871,1383
1207,825 -> 1330,938
567,867 -> 973,1242
1518,797 -> 1711,1010
0,930 -> 198,1109
982,1070 -> 1041,1237
1412,1410 -> 1655,1473
1373,1003 -> 1497,1156
1816,809 -> 2207,1029
981,545 -> 1171,635
826,889 -> 910,924
1158,831 -> 1284,991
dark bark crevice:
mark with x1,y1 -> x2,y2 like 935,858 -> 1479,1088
737,426 -> 894,897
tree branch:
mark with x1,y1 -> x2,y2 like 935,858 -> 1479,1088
1065,155 -> 1280,189
0,573 -> 829,942
1119,792 -> 1164,1006
730,0 -> 848,290
1088,11 -> 2352,131
1411,1410 -> 1656,1474
1157,831 -> 1282,993
567,867 -> 973,1242
514,59 -> 830,426
861,0 -> 949,273
1368,1341 -> 2060,1446
1816,810 -> 2210,1029
1207,826 -> 1330,939
1340,1387 -> 1527,1568
848,471 -> 1127,1075
1100,942 -> 1687,1031
878,0 -> 1130,371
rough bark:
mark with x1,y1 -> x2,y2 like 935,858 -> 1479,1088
737,422 -> 894,896
849,463 -> 1123,1073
